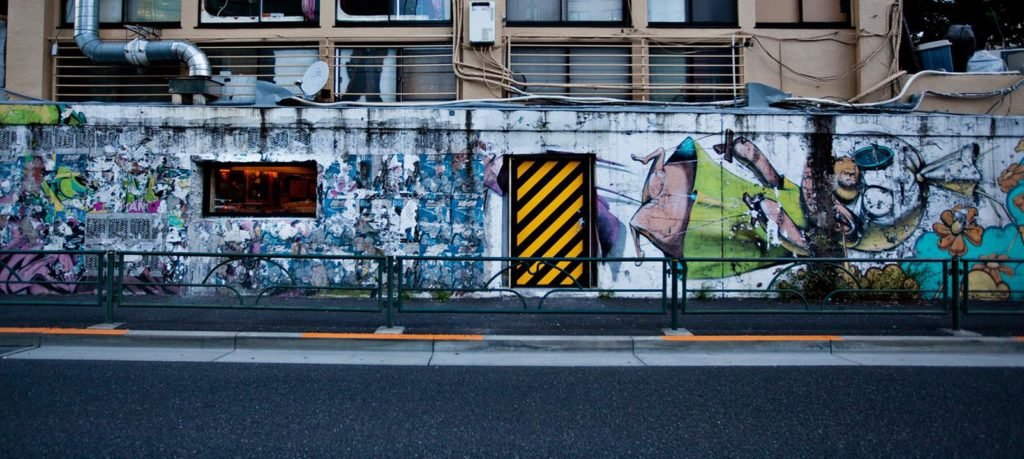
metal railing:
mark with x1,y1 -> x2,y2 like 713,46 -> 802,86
53,39 -> 743,104
0,251 -> 1021,330
508,41 -> 745,102
391,256 -> 674,315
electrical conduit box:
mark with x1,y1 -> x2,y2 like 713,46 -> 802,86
469,1 -> 495,46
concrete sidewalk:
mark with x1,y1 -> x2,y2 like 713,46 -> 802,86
2,327 -> 1022,367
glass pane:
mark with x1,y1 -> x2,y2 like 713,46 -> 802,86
207,163 -> 318,217
335,48 -> 398,102
650,46 -> 735,102
649,48 -> 687,102
100,0 -> 123,22
511,47 -> 568,94
566,0 -> 622,21
202,0 -> 259,18
398,47 -> 456,101
65,0 -> 123,23
568,47 -> 629,98
648,0 -> 686,23
261,0 -> 307,19
126,0 -> 181,22
691,0 -> 735,23
339,0 -> 449,21
397,0 -> 450,20
273,49 -> 319,94
506,0 -> 559,22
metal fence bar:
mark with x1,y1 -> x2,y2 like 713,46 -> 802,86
958,257 -> 1024,316
2,250 -> 1022,329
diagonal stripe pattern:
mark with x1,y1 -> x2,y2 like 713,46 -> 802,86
510,158 -> 592,287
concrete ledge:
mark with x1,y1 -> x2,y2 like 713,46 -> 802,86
634,336 -> 833,353
41,331 -> 237,349
437,336 -> 634,352
0,333 -> 41,347
235,332 -> 432,352
832,336 -> 1024,354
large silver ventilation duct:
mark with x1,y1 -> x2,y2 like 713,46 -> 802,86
73,0 -> 211,77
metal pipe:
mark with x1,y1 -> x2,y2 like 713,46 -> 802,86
73,0 -> 211,77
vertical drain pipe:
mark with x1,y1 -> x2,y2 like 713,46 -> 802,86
73,0 -> 211,77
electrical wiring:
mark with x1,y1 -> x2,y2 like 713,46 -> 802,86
747,0 -> 903,83
776,71 -> 1024,113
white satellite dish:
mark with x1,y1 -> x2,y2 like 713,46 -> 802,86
297,61 -> 329,99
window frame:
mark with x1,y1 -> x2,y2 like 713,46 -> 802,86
335,0 -> 453,27
647,0 -> 739,28
333,44 -> 458,103
201,161 -> 319,218
198,0 -> 320,28
504,0 -> 629,27
59,0 -> 182,29
755,0 -> 852,29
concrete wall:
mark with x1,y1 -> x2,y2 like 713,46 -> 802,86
1,104 -> 1022,298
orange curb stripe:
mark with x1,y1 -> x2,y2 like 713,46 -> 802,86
662,335 -> 843,342
0,327 -> 129,336
301,333 -> 484,341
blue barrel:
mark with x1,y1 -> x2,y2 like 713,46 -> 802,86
915,40 -> 954,72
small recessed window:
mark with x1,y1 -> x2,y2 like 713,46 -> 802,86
648,0 -> 737,26
756,0 -> 850,27
201,0 -> 319,25
203,162 -> 318,217
337,0 -> 451,24
506,0 -> 624,25
63,0 -> 181,25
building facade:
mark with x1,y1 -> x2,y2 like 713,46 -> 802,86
2,1 -> 1023,301
5,0 -> 899,104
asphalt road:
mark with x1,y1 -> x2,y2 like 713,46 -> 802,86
1,360 -> 1022,457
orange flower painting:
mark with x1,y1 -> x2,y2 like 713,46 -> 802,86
999,162 -> 1024,191
998,163 -> 1024,192
932,207 -> 983,256
968,255 -> 1014,301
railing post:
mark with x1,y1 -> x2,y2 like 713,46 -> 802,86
961,257 -> 970,317
670,259 -> 679,330
385,256 -> 395,328
950,256 -> 961,331
679,259 -> 688,315
95,252 -> 106,319
941,260 -> 949,312
103,251 -> 116,323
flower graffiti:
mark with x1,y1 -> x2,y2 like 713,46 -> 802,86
968,255 -> 1015,300
932,207 -> 983,257
998,163 -> 1024,192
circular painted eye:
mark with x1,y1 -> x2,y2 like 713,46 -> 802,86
862,185 -> 894,218
854,144 -> 895,170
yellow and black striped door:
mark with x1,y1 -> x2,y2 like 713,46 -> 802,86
509,154 -> 595,287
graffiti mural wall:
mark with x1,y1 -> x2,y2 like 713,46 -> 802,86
0,104 -> 1021,297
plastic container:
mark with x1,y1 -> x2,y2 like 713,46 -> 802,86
915,40 -> 954,72
967,50 -> 1007,72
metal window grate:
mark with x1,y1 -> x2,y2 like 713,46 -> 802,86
509,42 -> 744,102
53,42 -> 322,103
